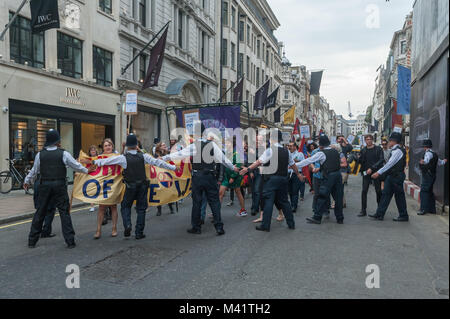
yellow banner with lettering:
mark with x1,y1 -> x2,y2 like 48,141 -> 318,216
73,152 -> 192,206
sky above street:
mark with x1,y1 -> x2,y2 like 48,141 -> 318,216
267,0 -> 414,119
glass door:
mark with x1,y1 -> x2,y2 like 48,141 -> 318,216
60,122 -> 74,183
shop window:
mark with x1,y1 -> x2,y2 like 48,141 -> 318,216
8,12 -> 45,69
57,32 -> 83,79
99,0 -> 112,14
93,46 -> 113,87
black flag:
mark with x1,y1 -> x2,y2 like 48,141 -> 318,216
233,77 -> 244,102
274,107 -> 281,123
310,71 -> 323,95
264,86 -> 279,108
30,0 -> 60,34
254,80 -> 270,111
143,26 -> 168,89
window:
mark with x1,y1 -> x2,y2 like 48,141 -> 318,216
178,10 -> 183,48
222,2 -> 229,26
230,42 -> 236,69
221,39 -> 227,66
239,20 -> 245,42
93,46 -> 113,87
247,25 -> 251,46
9,13 -> 45,69
201,31 -> 206,64
400,40 -> 407,55
266,49 -> 269,66
221,79 -> 228,101
132,48 -> 138,81
285,90 -> 290,100
231,6 -> 236,30
238,53 -> 244,78
246,56 -> 250,80
99,0 -> 112,14
257,39 -> 260,58
57,32 -> 82,79
139,54 -> 147,82
139,0 -> 146,27
256,67 -> 260,87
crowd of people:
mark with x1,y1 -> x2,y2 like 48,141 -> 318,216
23,126 -> 447,248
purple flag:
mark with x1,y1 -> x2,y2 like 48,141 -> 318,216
254,80 -> 270,111
143,27 -> 168,89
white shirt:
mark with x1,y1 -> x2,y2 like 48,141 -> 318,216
423,149 -> 446,166
296,147 -> 332,169
93,150 -> 176,171
258,143 -> 295,167
161,139 -> 235,171
377,144 -> 403,175
25,146 -> 88,185
288,150 -> 305,174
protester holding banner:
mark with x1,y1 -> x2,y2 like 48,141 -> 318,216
288,142 -> 305,213
92,139 -> 119,239
88,145 -> 99,214
162,123 -> 238,236
24,129 -> 96,249
84,134 -> 176,240
154,142 -> 175,216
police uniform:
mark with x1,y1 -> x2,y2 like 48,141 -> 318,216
162,134 -> 236,235
296,135 -> 344,224
288,150 -> 305,213
93,134 -> 175,239
418,139 -> 446,215
369,132 -> 408,221
25,130 -> 89,248
257,141 -> 296,231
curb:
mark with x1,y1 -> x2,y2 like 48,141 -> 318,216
404,180 -> 421,202
0,203 -> 89,226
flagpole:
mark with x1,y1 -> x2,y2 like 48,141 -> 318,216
0,0 -> 29,41
121,20 -> 171,76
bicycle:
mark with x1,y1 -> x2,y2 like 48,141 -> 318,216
0,159 -> 34,195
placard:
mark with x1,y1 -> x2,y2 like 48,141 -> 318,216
347,134 -> 355,144
299,125 -> 311,139
125,90 -> 138,115
183,110 -> 200,135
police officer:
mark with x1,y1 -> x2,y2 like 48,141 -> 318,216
296,135 -> 344,225
369,132 -> 408,221
239,129 -> 302,232
33,174 -> 57,238
162,124 -> 239,235
24,129 -> 95,248
418,139 -> 447,215
85,134 -> 176,239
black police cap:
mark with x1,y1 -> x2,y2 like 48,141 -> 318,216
126,134 -> 138,147
319,134 -> 330,147
44,129 -> 61,147
389,132 -> 402,143
422,139 -> 432,148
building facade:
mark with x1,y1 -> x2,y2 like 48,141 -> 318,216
119,0 -> 219,147
0,0 -> 122,182
219,0 -> 283,128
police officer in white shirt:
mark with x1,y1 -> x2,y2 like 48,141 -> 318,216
84,134 -> 176,239
240,130 -> 302,232
288,142 -> 305,213
24,129 -> 95,249
370,132 -> 409,221
418,139 -> 447,215
162,123 -> 239,236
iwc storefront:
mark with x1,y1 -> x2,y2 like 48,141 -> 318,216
0,62 -> 122,184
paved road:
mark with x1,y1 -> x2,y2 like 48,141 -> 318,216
0,175 -> 448,299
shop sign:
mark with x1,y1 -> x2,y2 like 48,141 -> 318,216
60,87 -> 86,107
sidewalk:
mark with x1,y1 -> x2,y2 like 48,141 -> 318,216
0,185 -> 88,225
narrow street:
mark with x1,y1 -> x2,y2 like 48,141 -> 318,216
0,175 -> 448,299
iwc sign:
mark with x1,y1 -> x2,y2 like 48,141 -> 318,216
60,87 -> 86,107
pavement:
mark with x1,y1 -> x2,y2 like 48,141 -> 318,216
0,185 -> 88,225
0,175 -> 448,299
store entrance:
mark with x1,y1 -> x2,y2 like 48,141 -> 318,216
81,122 -> 106,155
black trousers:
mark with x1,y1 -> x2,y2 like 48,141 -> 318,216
420,173 -> 436,213
191,172 -> 223,231
312,176 -> 330,213
29,180 -> 75,246
376,173 -> 408,218
33,179 -> 56,236
314,171 -> 344,221
361,175 -> 382,211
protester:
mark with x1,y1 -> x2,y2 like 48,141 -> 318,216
370,132 -> 409,222
219,139 -> 247,216
162,123 -> 239,235
93,139 -> 119,239
418,139 -> 447,215
84,134 -> 176,239
337,134 -> 353,185
296,135 -> 344,225
240,129 -> 302,232
380,138 -> 390,190
24,129 -> 95,248
309,146 -> 330,219
357,134 -> 384,217
288,142 -> 305,213
154,142 -> 175,216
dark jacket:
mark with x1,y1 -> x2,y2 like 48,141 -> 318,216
358,145 -> 384,175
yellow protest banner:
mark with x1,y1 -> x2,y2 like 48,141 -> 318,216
283,106 -> 295,124
73,152 -> 125,205
73,152 -> 192,206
